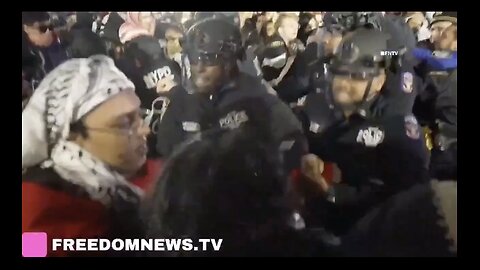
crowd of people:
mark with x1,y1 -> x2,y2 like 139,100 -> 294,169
22,11 -> 457,257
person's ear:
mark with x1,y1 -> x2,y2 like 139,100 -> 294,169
372,73 -> 386,94
23,24 -> 31,34
277,26 -> 284,37
451,40 -> 457,51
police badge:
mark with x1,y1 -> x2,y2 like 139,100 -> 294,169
405,115 -> 420,140
402,72 -> 414,93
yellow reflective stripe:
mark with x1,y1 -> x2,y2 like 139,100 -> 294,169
423,126 -> 433,151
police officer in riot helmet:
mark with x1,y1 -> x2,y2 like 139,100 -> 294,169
156,16 -> 257,157
159,17 -> 306,169
181,17 -> 245,97
300,11 -> 418,120
292,13 -> 366,120
299,28 -> 430,235
299,12 -> 376,105
328,28 -> 406,117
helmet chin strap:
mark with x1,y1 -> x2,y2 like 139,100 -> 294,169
333,77 -> 375,119
327,71 -> 380,120
354,77 -> 374,115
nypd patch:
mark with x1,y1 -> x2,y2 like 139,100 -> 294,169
279,140 -> 295,151
143,66 -> 173,90
401,72 -> 414,93
268,40 -> 285,48
356,127 -> 385,147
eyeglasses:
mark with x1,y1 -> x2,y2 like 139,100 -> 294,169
85,111 -> 149,136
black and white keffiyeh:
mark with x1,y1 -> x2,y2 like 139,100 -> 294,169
22,55 -> 143,206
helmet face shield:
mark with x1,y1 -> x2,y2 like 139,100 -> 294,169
187,51 -> 224,66
329,57 -> 383,80
330,68 -> 378,80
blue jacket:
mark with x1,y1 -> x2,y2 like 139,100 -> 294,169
413,48 -> 457,71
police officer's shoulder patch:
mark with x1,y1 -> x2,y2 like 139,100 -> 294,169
219,110 -> 249,130
279,140 -> 295,151
404,115 -> 420,139
401,72 -> 414,93
182,121 -> 201,132
309,121 -> 322,134
297,95 -> 307,107
356,126 -> 385,147
268,40 -> 285,48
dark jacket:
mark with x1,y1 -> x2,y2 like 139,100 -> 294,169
296,53 -> 419,119
379,62 -> 422,116
300,92 -> 430,233
22,32 -> 46,90
206,73 -> 306,169
22,32 -> 70,90
257,35 -> 312,104
156,72 -> 306,170
415,69 -> 457,180
342,180 -> 456,256
308,113 -> 430,188
413,67 -> 457,128
258,34 -> 289,82
156,85 -> 202,158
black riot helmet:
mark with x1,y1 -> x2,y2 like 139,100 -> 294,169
182,17 -> 244,93
330,28 -> 392,79
328,28 -> 393,115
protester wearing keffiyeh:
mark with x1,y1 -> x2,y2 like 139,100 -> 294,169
22,55 -> 148,205
23,55 -> 150,256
